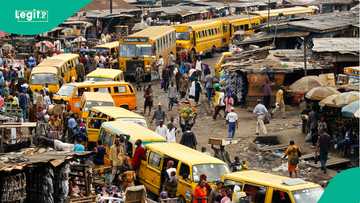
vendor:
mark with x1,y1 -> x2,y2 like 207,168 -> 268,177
36,136 -> 84,152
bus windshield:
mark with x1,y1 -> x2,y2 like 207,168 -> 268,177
31,73 -> 58,84
293,187 -> 323,203
193,164 -> 229,182
85,77 -> 113,82
176,32 -> 190,40
120,44 -> 153,57
57,85 -> 75,96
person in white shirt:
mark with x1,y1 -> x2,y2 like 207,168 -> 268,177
253,99 -> 268,136
157,56 -> 164,80
166,124 -> 177,143
226,107 -> 238,139
155,120 -> 168,139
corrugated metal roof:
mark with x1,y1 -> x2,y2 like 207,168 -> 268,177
312,38 -> 360,54
288,11 -> 359,33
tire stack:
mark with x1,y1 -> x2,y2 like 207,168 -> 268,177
53,163 -> 70,203
25,165 -> 54,203
0,172 -> 27,202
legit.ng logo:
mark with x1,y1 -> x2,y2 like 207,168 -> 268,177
15,9 -> 48,23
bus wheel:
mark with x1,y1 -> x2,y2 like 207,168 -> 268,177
144,74 -> 151,82
120,105 -> 129,110
210,46 -> 216,57
178,196 -> 186,203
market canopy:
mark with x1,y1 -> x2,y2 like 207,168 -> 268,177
320,91 -> 360,108
289,76 -> 325,93
333,91 -> 360,107
341,100 -> 360,118
305,86 -> 340,101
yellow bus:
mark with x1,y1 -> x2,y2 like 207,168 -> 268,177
94,41 -> 119,68
119,26 -> 176,81
223,170 -> 323,203
51,53 -> 80,81
174,15 -> 261,58
99,120 -> 166,165
30,53 -> 80,93
138,142 -> 229,203
85,68 -> 125,82
251,6 -> 318,23
86,106 -> 147,143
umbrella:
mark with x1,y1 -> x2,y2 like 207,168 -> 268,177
319,91 -> 360,108
305,86 -> 340,101
71,36 -> 87,43
1,43 -> 13,50
333,91 -> 360,107
289,76 -> 325,93
319,94 -> 340,107
341,100 -> 360,118
35,41 -> 54,48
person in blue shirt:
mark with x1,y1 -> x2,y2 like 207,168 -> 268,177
74,138 -> 85,152
93,140 -> 106,165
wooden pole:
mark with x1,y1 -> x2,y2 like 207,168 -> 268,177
304,36 -> 307,76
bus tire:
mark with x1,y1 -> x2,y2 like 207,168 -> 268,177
144,74 -> 151,82
120,105 -> 129,110
210,46 -> 216,57
178,196 -> 186,203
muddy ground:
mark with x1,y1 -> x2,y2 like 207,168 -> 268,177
132,54 -> 341,185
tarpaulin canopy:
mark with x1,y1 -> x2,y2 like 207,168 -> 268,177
320,91 -> 360,108
341,100 -> 360,118
289,76 -> 325,93
305,86 -> 340,101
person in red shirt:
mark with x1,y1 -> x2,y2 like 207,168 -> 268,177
132,139 -> 146,171
193,179 -> 208,203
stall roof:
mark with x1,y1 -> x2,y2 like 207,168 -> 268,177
150,5 -> 210,17
236,30 -> 309,45
83,0 -> 139,11
85,10 -> 138,18
0,150 -> 92,172
285,0 -> 354,5
312,38 -> 360,55
287,11 -> 359,33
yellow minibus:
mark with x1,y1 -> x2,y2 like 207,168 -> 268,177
119,26 -> 176,81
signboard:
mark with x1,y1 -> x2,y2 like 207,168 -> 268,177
123,37 -> 148,43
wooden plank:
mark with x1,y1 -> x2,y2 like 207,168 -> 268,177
300,153 -> 316,160
306,157 -> 350,168
259,144 -> 288,151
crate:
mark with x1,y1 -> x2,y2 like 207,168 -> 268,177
208,138 -> 239,146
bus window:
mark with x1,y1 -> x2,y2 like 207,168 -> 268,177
272,190 -> 292,203
114,86 -> 126,93
94,87 -> 110,93
245,24 -> 249,30
179,163 -> 190,180
149,152 -> 162,169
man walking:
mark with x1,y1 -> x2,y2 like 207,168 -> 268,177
225,107 -> 238,139
155,120 -> 168,140
151,103 -> 166,126
253,99 -> 268,136
272,86 -> 285,118
110,137 -> 125,184
262,79 -> 272,109
213,89 -> 225,120
180,127 -> 197,149
317,129 -> 331,174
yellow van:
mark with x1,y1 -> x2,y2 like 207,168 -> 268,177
94,41 -> 119,68
85,68 -> 124,82
99,120 -> 166,165
80,92 -> 115,119
138,142 -> 230,203
30,53 -> 80,93
86,106 -> 147,143
30,66 -> 60,93
222,170 -> 323,203
53,81 -> 136,113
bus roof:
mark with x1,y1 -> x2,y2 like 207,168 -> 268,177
129,26 -> 175,40
146,142 -> 226,165
31,66 -> 58,74
177,19 -> 223,30
250,6 -> 317,17
223,170 -> 321,191
66,81 -> 130,87
81,92 -> 114,103
86,68 -> 123,79
90,106 -> 144,119
95,41 -> 119,49
37,58 -> 66,68
101,121 -> 166,143
51,53 -> 79,61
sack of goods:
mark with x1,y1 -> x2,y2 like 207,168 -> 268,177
180,107 -> 196,120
